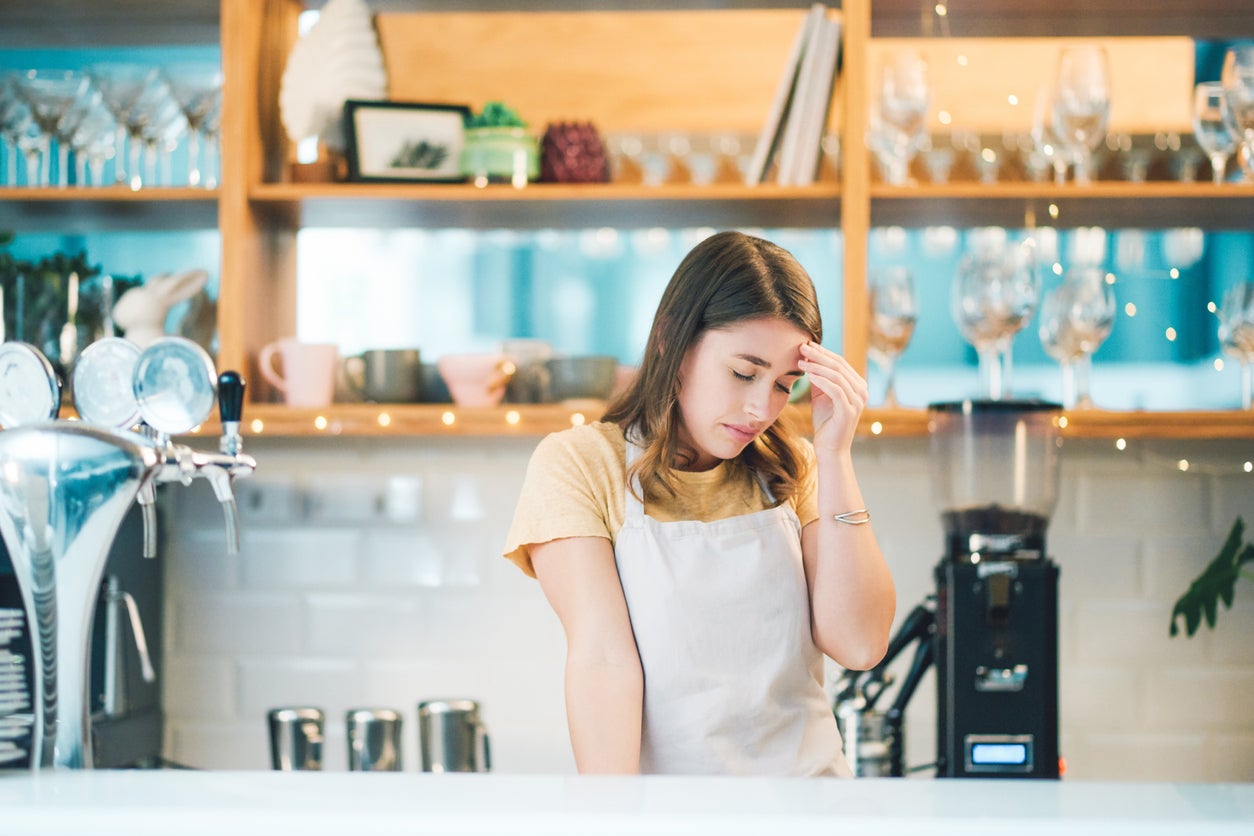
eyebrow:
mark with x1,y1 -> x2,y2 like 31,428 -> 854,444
734,353 -> 804,377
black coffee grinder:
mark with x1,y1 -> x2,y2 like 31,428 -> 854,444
929,399 -> 1062,778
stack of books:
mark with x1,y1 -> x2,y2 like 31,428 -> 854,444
745,3 -> 843,187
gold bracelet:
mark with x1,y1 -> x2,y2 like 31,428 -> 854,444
833,509 -> 871,525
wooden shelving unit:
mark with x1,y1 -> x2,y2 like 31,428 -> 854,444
6,1 -> 1254,440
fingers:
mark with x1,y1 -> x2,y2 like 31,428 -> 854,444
798,342 -> 868,409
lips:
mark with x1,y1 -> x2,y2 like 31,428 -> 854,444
723,423 -> 759,445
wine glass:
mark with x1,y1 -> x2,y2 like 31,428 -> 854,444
1217,281 -> 1254,410
952,230 -> 1040,400
1193,82 -> 1237,185
1038,266 -> 1116,409
868,50 -> 929,185
68,98 -> 118,186
867,266 -> 917,407
0,76 -> 35,185
1221,46 -> 1254,146
1050,46 -> 1112,185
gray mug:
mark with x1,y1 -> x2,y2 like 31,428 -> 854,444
345,348 -> 423,403
268,706 -> 325,771
417,698 -> 491,773
346,707 -> 404,772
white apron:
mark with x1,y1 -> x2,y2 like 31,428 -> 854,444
614,442 -> 851,776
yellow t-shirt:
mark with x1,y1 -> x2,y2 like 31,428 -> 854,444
503,421 -> 820,577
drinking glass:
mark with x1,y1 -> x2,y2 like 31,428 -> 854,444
1193,81 -> 1237,185
14,69 -> 92,187
868,51 -> 929,185
952,231 -> 1040,400
867,266 -> 917,407
88,63 -> 171,190
1038,266 -> 1116,409
1050,46 -> 1112,185
0,76 -> 35,186
1217,281 -> 1254,410
164,64 -> 223,187
1221,46 -> 1254,147
68,99 -> 118,186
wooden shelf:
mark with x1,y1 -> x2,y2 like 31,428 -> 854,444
208,402 -> 1254,440
870,181 -> 1254,229
249,181 -> 841,230
0,188 -> 219,233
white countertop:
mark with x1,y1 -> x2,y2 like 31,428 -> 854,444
2,770 -> 1252,835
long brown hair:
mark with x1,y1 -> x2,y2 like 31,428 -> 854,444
603,230 -> 823,504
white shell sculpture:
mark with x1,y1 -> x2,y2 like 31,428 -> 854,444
279,0 -> 388,151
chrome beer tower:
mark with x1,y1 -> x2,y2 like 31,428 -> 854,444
0,337 -> 255,769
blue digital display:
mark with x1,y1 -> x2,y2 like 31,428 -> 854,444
971,743 -> 1029,765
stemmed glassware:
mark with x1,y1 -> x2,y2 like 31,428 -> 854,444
88,63 -> 174,190
164,64 -> 223,188
951,229 -> 1040,400
1038,266 -> 1116,409
1050,46 -> 1112,185
1217,281 -> 1254,410
13,69 -> 93,187
867,266 -> 917,407
68,99 -> 119,186
1193,81 -> 1237,185
0,76 -> 36,186
1221,45 -> 1254,182
867,50 -> 929,185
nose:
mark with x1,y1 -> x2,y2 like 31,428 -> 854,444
744,382 -> 770,421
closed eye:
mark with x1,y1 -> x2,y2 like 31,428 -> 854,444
732,370 -> 755,382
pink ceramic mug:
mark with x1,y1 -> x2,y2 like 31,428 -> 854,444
258,338 -> 339,407
437,353 -> 516,407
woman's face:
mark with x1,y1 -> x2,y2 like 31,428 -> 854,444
674,316 -> 809,471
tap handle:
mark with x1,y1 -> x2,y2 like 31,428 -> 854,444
218,370 -> 245,425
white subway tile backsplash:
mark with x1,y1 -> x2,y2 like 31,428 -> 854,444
1143,668 -> 1254,732
238,528 -> 361,588
162,658 -> 237,722
157,436 -> 1254,782
1065,733 -> 1208,782
172,591 -> 304,655
361,530 -> 447,587
237,657 -> 363,721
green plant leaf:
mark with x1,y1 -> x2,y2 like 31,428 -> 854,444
1169,517 -> 1250,637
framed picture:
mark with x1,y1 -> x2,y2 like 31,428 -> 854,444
343,100 -> 471,183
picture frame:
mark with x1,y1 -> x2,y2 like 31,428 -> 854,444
343,100 -> 471,183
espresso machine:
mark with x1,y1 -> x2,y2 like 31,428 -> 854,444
837,399 -> 1062,779
0,336 -> 254,771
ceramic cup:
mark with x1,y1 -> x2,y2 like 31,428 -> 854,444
437,353 -> 516,407
345,348 -> 423,403
258,338 -> 339,407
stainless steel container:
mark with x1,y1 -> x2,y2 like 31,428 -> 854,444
346,708 -> 403,772
417,699 -> 490,773
268,707 -> 325,771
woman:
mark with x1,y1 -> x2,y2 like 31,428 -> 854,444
503,230 -> 895,776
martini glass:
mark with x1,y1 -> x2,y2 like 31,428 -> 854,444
0,76 -> 35,185
163,64 -> 223,187
14,69 -> 92,187
88,63 -> 171,190
1038,266 -> 1116,408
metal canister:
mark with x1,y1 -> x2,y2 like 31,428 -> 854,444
346,707 -> 403,772
267,706 -> 324,771
417,698 -> 490,773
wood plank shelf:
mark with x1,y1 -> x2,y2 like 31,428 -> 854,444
200,403 -> 1254,440
0,188 -> 219,233
248,182 -> 842,230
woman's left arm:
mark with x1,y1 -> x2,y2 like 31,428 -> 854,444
797,341 -> 896,670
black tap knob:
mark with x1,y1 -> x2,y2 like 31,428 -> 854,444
218,371 -> 245,425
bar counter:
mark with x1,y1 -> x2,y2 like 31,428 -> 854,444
2,770 -> 1252,834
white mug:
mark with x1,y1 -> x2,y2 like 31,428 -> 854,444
258,338 -> 339,407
